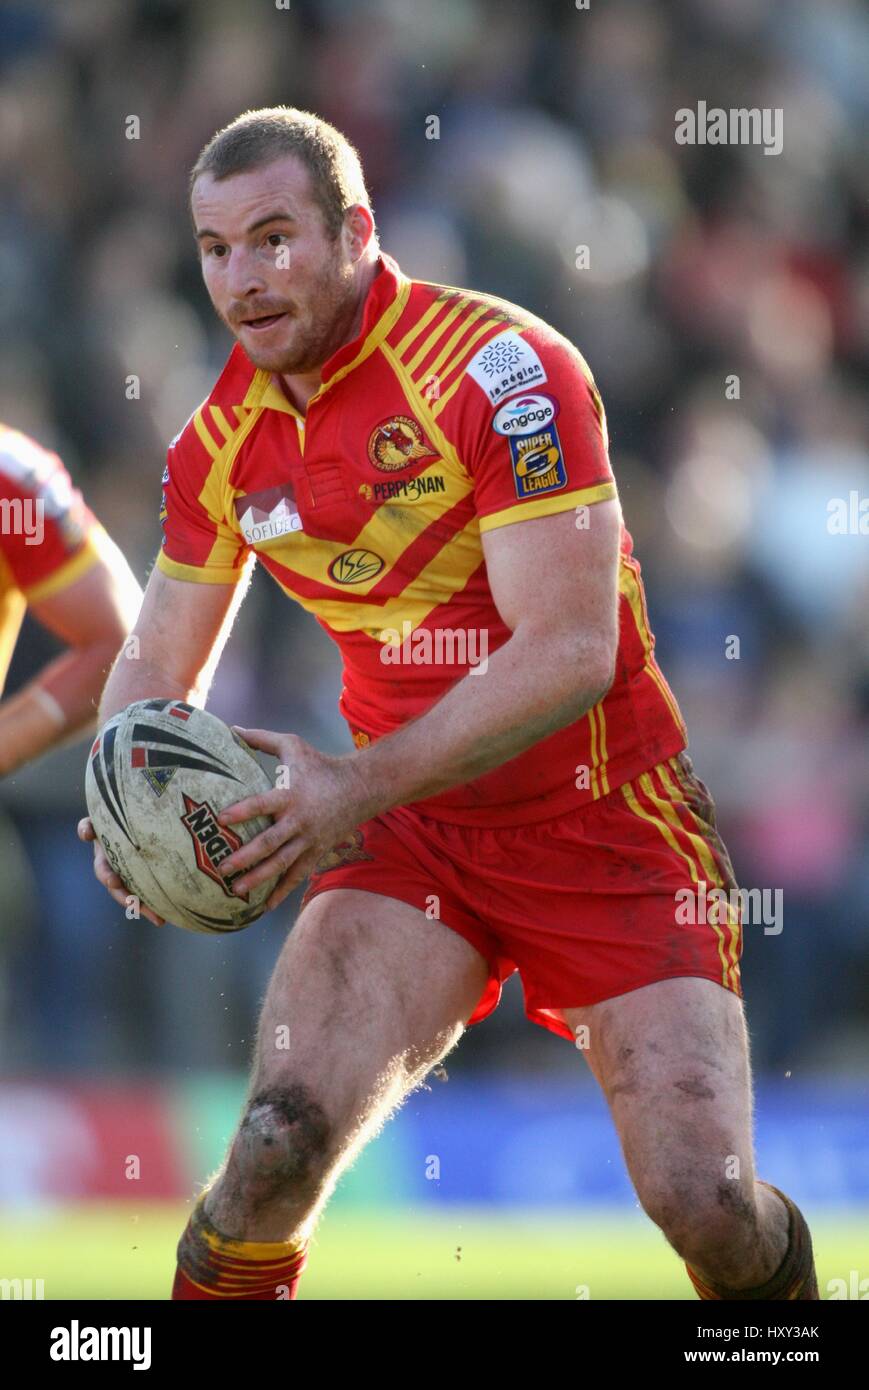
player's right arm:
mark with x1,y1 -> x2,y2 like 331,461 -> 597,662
79,400 -> 253,922
96,564 -> 248,724
79,569 -> 245,924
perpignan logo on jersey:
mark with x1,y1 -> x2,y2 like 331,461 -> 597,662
509,425 -> 567,499
492,393 -> 559,436
467,330 -> 548,406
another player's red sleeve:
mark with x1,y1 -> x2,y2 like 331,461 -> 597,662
450,324 -> 617,533
0,426 -> 103,602
156,404 -> 251,584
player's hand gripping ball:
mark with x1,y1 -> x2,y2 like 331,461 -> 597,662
85,700 -> 280,933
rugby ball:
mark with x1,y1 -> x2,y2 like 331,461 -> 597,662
85,700 -> 280,933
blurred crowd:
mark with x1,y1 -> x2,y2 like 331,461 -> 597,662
0,0 -> 866,1077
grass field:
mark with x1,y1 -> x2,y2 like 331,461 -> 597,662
2,1203 -> 867,1300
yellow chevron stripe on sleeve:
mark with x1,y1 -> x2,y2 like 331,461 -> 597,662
405,300 -> 470,375
394,291 -> 455,359
430,316 -> 515,416
414,302 -> 497,386
155,548 -> 250,585
193,408 -> 221,460
208,405 -> 235,443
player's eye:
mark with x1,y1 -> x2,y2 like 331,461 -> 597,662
265,232 -> 290,247
205,243 -> 228,258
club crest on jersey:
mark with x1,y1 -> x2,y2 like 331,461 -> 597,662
180,794 -> 247,900
467,330 -> 548,406
509,425 -> 567,499
367,416 -> 436,473
235,484 -> 303,544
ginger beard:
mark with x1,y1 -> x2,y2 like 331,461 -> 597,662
222,239 -> 360,377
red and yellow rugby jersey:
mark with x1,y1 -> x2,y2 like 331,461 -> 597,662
0,424 -> 106,695
156,253 -> 687,826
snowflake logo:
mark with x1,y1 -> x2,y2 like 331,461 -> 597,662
479,340 -> 524,377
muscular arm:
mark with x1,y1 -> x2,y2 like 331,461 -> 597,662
347,499 -> 621,816
97,563 -> 250,722
78,562 -> 249,925
0,535 -> 142,777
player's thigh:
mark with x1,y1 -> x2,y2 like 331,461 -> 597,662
564,978 -> 756,1207
252,887 -> 489,1131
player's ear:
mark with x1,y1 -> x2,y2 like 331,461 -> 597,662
342,204 -> 375,263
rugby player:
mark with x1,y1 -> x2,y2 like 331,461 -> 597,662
0,424 -> 141,776
78,108 -> 818,1301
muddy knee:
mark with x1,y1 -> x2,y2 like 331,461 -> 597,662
642,1174 -> 759,1269
226,1082 -> 332,1208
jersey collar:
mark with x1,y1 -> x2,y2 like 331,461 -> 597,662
242,251 -> 409,416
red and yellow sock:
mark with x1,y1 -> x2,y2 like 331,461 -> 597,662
686,1180 -> 819,1300
172,1195 -> 309,1301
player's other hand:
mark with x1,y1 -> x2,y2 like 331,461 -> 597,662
77,816 -> 166,927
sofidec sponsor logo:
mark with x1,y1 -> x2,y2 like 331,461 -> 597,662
492,393 -> 559,436
509,424 -> 567,499
234,484 -> 303,544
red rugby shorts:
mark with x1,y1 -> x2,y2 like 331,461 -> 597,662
302,752 -> 743,1042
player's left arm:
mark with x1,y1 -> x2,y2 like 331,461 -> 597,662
346,498 -> 620,797
0,534 -> 142,777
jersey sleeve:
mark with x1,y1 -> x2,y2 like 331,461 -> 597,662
452,324 -> 617,533
0,426 -> 104,603
155,404 -> 251,584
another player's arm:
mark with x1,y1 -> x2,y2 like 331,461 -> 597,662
0,536 -> 142,778
79,564 -> 249,922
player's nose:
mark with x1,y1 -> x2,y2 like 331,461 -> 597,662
225,247 -> 268,301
